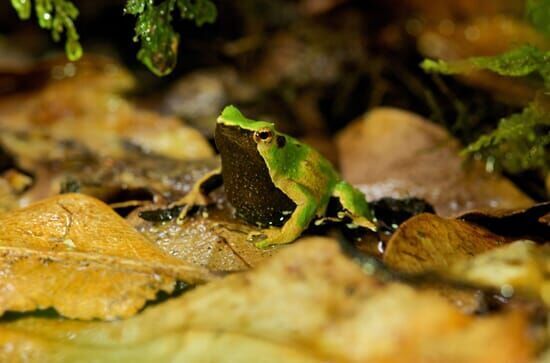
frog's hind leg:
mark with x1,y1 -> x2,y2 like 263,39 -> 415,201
173,168 -> 222,223
254,183 -> 318,248
332,181 -> 376,231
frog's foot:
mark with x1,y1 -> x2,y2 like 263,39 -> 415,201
172,190 -> 211,224
333,181 -> 377,231
247,228 -> 290,249
171,168 -> 222,224
349,215 -> 377,231
313,216 -> 341,226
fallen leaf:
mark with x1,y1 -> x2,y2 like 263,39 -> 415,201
399,0 -> 524,20
0,328 -> 321,363
0,193 -> 214,320
444,240 -> 550,306
0,56 -> 213,162
162,67 -> 259,137
129,204 -> 276,272
60,154 -> 221,205
337,108 -> 533,216
298,0 -> 348,15
0,177 -> 19,213
0,238 -> 534,363
459,202 -> 550,242
384,213 -> 507,273
251,21 -> 366,91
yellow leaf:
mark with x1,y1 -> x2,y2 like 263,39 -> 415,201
384,213 -> 507,273
0,193 -> 215,320
0,238 -> 534,362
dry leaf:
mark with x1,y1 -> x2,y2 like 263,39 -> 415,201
0,193 -> 214,320
444,240 -> 550,306
163,67 -> 259,137
384,213 -> 507,273
129,206 -> 276,272
0,328 -> 321,363
0,56 -> 214,210
398,0 -> 524,20
459,202 -> 550,243
61,154 -> 221,205
298,0 -> 348,15
0,177 -> 19,212
337,108 -> 533,216
0,238 -> 534,363
0,56 -> 213,162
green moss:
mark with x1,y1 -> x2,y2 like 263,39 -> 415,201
421,45 -> 550,87
463,99 -> 550,174
526,0 -> 550,36
420,59 -> 473,75
10,0 -> 217,75
421,0 -> 550,178
125,0 -> 217,76
10,0 -> 82,61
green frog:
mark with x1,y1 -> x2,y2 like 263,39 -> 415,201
177,105 -> 376,248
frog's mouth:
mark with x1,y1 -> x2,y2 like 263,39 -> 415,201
215,123 -> 296,227
215,124 -> 257,155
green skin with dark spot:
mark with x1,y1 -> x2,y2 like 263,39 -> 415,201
188,105 -> 376,248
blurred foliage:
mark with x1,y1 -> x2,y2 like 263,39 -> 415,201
526,0 -> 550,36
10,0 -> 82,60
421,45 -> 550,88
421,1 -> 550,178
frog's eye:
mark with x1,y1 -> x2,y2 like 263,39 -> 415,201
253,128 -> 273,144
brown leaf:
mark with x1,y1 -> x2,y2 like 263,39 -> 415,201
384,213 -> 507,273
298,0 -> 348,15
0,56 -> 213,163
337,108 -> 533,216
0,238 -> 534,363
458,202 -> 550,243
0,193 -> 215,320
129,203 -> 277,273
63,154 -> 221,205
398,0 -> 524,20
444,240 -> 550,305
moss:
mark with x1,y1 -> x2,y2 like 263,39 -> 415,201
421,0 -> 550,178
11,0 -> 82,61
10,0 -> 217,75
125,0 -> 217,76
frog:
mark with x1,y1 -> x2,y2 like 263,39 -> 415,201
176,105 -> 376,248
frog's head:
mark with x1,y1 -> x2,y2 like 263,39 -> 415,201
217,105 -> 287,154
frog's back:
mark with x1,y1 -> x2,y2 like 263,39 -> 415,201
265,134 -> 339,211
297,145 -> 339,194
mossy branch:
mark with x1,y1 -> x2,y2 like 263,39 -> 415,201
10,0 -> 82,61
9,0 -> 217,75
124,0 -> 217,76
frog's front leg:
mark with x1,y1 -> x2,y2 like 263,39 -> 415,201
173,168 -> 222,223
333,181 -> 377,231
253,183 -> 318,248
